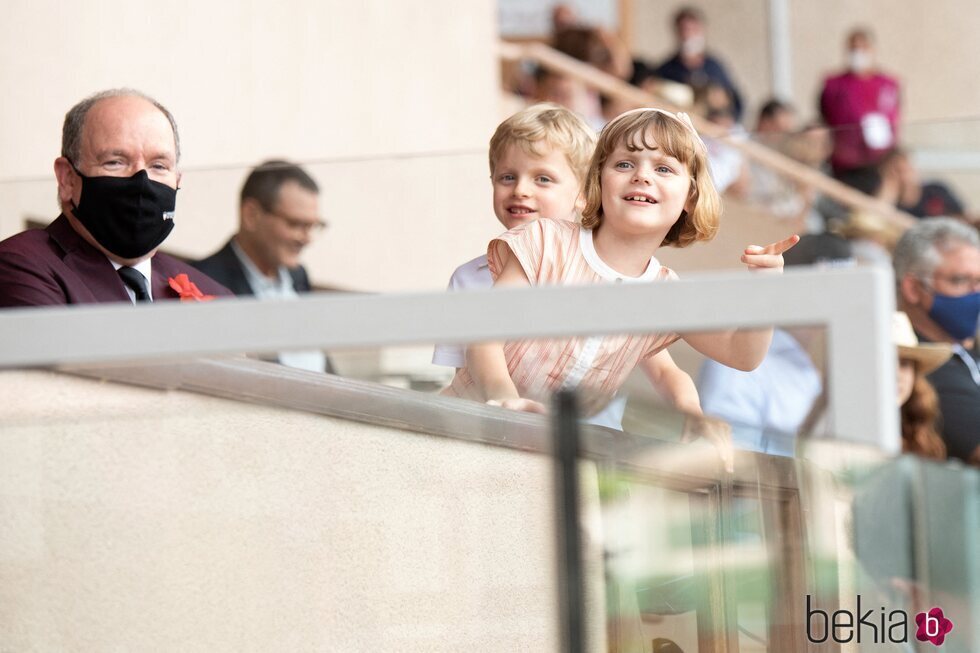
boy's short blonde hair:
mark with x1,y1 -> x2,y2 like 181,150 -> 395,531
581,109 -> 721,247
488,103 -> 596,184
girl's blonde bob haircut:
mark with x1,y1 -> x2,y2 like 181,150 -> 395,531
488,102 -> 596,184
581,109 -> 721,247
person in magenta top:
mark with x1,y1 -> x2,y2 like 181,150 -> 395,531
819,28 -> 901,175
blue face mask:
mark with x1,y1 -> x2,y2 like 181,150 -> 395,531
928,291 -> 980,341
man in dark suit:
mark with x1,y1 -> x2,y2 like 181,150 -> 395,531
894,218 -> 980,465
0,89 -> 230,307
193,160 -> 323,297
193,160 -> 333,373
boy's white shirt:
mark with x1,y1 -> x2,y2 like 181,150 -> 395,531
432,254 -> 491,368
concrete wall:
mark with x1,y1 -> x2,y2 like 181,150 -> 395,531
0,0 -> 503,292
0,369 -> 575,651
628,0 -> 980,125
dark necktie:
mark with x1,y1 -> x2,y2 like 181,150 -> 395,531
117,266 -> 151,302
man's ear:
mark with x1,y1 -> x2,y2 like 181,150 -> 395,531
240,198 -> 262,232
53,157 -> 78,208
899,273 -> 924,305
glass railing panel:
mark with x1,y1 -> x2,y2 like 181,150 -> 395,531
580,393 -> 980,653
587,404 -> 806,652
797,446 -> 980,653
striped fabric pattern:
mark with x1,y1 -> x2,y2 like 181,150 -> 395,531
445,219 -> 679,415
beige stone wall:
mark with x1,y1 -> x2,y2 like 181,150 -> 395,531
0,0 -> 502,292
0,369 -> 571,651
628,0 -> 980,125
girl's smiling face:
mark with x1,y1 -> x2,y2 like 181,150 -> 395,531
598,129 -> 693,240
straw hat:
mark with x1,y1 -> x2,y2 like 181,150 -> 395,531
893,312 -> 952,374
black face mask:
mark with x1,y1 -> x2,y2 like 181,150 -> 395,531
69,165 -> 178,259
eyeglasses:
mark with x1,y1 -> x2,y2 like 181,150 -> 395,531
923,273 -> 980,294
266,211 -> 328,235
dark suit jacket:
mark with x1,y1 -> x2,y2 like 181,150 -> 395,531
191,238 -> 333,373
191,239 -> 311,297
0,215 -> 231,307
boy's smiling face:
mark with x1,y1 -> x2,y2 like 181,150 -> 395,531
491,142 -> 584,231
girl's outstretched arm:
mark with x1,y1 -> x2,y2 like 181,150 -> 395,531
465,255 -> 546,412
683,235 -> 800,371
640,349 -> 702,415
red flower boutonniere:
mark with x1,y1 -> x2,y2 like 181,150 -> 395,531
168,274 -> 215,302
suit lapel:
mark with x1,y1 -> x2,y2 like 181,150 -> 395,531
217,242 -> 256,296
46,215 -> 130,303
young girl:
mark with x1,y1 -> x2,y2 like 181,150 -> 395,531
445,108 -> 798,415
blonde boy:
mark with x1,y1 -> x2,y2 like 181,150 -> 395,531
433,103 -> 594,368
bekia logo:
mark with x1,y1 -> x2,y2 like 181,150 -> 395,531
915,607 -> 954,646
807,595 -> 953,646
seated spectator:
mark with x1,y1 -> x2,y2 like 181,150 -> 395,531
819,27 -> 900,175
533,67 -> 604,131
695,83 -> 749,197
756,99 -> 797,139
193,160 -> 333,373
894,218 -> 980,465
877,148 -> 968,219
0,88 -> 229,307
653,6 -> 744,122
551,21 -> 633,82
747,100 -> 823,232
893,312 -> 951,460
548,25 -> 634,129
831,209 -> 903,268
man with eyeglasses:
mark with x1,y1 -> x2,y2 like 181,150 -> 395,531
193,159 -> 333,373
894,218 -> 980,464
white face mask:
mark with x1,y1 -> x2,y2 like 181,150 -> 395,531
848,49 -> 873,73
681,35 -> 706,57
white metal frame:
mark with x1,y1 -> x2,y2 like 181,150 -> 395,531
0,266 -> 898,452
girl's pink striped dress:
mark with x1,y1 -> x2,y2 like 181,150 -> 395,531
445,219 -> 680,416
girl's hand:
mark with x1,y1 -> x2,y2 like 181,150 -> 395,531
486,398 -> 549,414
740,234 -> 800,271
681,414 -> 734,473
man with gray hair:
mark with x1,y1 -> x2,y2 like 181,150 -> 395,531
0,88 -> 229,306
894,218 -> 980,463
